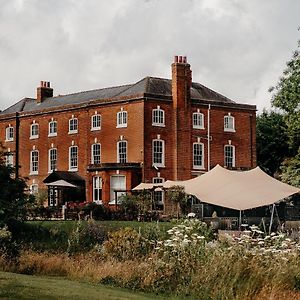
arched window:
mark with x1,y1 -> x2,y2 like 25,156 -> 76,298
30,123 -> 39,139
5,126 -> 14,141
193,142 -> 204,169
152,106 -> 165,126
69,117 -> 78,134
49,120 -> 57,136
224,145 -> 235,168
117,110 -> 127,128
224,114 -> 235,132
193,112 -> 204,129
91,114 -> 101,130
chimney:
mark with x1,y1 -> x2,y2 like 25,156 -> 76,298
172,55 -> 192,109
37,81 -> 53,103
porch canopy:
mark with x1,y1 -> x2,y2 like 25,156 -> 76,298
163,165 -> 300,211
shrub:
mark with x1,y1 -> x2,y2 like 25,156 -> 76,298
67,220 -> 107,254
0,226 -> 19,261
103,227 -> 151,261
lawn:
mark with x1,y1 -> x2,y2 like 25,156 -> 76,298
0,271 -> 188,300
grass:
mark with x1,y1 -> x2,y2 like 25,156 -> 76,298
23,220 -> 173,251
0,271 -> 189,300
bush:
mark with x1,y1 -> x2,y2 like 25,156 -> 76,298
67,220 -> 107,254
0,226 -> 19,261
103,227 -> 151,261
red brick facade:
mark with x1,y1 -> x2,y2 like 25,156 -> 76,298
0,57 -> 256,209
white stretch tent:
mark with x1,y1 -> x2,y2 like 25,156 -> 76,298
163,165 -> 300,211
45,180 -> 77,188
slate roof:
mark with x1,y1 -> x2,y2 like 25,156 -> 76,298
0,77 -> 249,116
43,171 -> 85,184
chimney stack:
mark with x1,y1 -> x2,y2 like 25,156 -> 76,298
37,81 -> 53,103
171,55 -> 192,109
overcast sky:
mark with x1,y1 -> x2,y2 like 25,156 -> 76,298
0,0 -> 299,112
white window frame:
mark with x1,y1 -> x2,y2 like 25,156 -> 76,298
224,145 -> 235,168
69,145 -> 78,171
117,140 -> 127,163
5,152 -> 14,167
116,110 -> 127,128
224,114 -> 235,132
91,143 -> 101,164
91,114 -> 101,131
48,121 -> 57,137
193,112 -> 204,129
48,148 -> 57,173
152,139 -> 165,167
193,142 -> 205,169
153,177 -> 165,207
109,175 -> 126,204
93,176 -> 102,203
30,123 -> 39,139
30,184 -> 39,195
69,118 -> 78,134
152,106 -> 165,127
30,150 -> 39,175
5,126 -> 14,142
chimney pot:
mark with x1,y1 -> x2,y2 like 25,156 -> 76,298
174,55 -> 178,63
183,56 -> 187,63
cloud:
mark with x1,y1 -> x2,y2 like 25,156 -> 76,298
0,0 -> 299,112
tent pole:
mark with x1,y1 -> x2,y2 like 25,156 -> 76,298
269,204 -> 275,234
239,210 -> 242,231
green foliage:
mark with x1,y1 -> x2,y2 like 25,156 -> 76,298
256,110 -> 289,175
269,37 -> 300,154
67,220 -> 107,254
103,227 -> 151,261
166,186 -> 189,216
0,226 -> 19,261
280,148 -> 300,187
0,145 -> 33,226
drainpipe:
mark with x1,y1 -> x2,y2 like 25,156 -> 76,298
15,112 -> 20,179
207,104 -> 211,171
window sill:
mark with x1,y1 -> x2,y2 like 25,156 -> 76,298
5,139 -> 14,142
29,172 -> 38,176
152,123 -> 165,127
116,125 -> 127,128
193,126 -> 205,130
91,127 -> 101,131
153,164 -> 165,168
193,166 -> 205,170
48,133 -> 57,137
68,168 -> 78,172
30,136 -> 39,140
224,128 -> 236,133
68,131 -> 78,135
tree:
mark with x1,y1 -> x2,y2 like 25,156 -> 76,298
280,148 -> 300,187
256,110 -> 289,176
0,145 -> 33,227
268,34 -> 300,186
166,186 -> 189,218
269,38 -> 300,154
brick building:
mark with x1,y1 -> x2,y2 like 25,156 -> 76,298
0,56 -> 256,210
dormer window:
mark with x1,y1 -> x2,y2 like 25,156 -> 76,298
224,114 -> 235,132
30,123 -> 39,139
49,120 -> 57,137
69,117 -> 78,134
5,126 -> 14,142
91,114 -> 101,131
193,111 -> 204,129
117,109 -> 127,128
152,106 -> 165,127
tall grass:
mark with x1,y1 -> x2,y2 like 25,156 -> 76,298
1,220 -> 300,299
